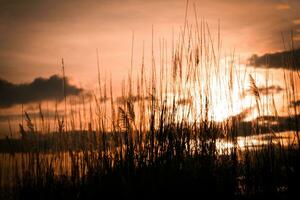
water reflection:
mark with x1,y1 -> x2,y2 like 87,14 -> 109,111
0,130 -> 298,188
216,131 -> 299,154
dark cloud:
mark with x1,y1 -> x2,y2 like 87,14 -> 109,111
0,110 -> 60,122
228,107 -> 253,121
235,114 -> 300,136
290,100 -> 300,107
177,98 -> 193,106
0,75 -> 83,108
116,95 -> 151,104
248,48 -> 300,69
240,85 -> 284,98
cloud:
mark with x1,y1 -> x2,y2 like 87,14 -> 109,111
248,48 -> 300,69
0,111 -> 60,122
290,100 -> 300,107
275,2 -> 290,10
116,95 -> 151,104
293,19 -> 300,25
294,35 -> 300,41
240,85 -> 284,98
228,107 -> 253,121
177,98 -> 193,106
0,75 -> 83,108
236,114 -> 300,136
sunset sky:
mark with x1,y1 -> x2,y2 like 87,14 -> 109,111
0,0 -> 299,89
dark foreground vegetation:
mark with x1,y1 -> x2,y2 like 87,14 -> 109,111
1,127 -> 300,200
1,97 -> 299,200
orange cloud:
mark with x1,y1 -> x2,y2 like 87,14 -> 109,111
294,35 -> 300,41
276,2 -> 290,10
293,19 -> 300,24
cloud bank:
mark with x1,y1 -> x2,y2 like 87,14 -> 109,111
248,48 -> 300,69
0,75 -> 83,108
241,85 -> 284,98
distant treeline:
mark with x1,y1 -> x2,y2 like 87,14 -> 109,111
248,48 -> 300,69
1,115 -> 299,153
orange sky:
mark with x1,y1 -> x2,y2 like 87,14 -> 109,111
0,0 -> 300,89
